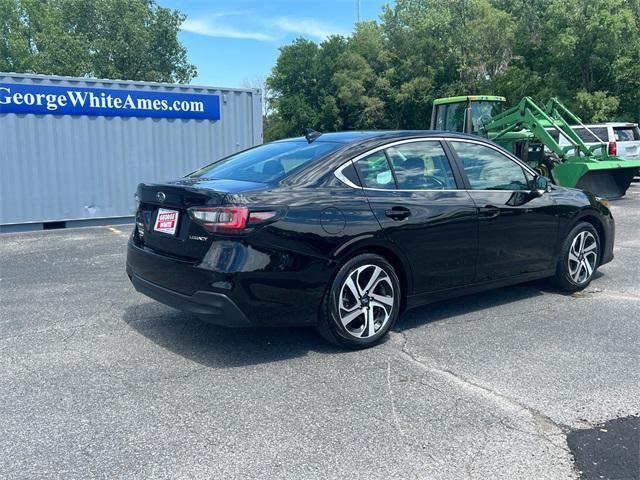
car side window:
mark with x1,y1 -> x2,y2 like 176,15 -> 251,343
450,141 -> 529,191
385,141 -> 457,190
355,151 -> 396,189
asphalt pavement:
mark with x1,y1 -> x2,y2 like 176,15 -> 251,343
1,185 -> 639,479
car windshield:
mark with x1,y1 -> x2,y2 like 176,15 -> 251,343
470,101 -> 504,132
189,141 -> 343,183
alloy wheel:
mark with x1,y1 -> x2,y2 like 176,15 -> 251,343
338,264 -> 395,339
568,231 -> 598,284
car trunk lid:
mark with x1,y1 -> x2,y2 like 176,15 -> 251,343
135,178 -> 267,260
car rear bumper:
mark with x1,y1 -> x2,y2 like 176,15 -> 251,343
127,266 -> 251,327
126,236 -> 325,327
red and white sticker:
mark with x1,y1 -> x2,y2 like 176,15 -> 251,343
154,208 -> 179,235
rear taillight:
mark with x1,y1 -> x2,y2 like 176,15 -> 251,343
608,141 -> 617,156
188,207 -> 277,233
136,220 -> 145,238
189,207 -> 248,232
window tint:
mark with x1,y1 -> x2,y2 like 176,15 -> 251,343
572,127 -> 608,143
386,141 -> 457,190
355,151 -> 395,189
613,126 -> 640,141
450,141 -> 529,191
190,141 -> 342,183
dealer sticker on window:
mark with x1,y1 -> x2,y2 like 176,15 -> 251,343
154,208 -> 179,235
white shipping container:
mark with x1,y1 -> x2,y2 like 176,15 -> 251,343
0,73 -> 263,231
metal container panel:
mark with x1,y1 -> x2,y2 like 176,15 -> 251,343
0,73 -> 263,225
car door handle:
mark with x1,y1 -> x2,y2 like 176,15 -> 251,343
385,206 -> 411,221
479,205 -> 500,219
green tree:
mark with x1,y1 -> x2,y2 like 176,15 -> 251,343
266,0 -> 640,137
266,38 -> 323,139
0,0 -> 195,83
493,0 -> 640,120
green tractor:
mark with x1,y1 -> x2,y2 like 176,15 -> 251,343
430,95 -> 640,198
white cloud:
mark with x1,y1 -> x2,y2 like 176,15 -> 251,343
271,17 -> 349,39
182,18 -> 276,41
181,12 -> 349,42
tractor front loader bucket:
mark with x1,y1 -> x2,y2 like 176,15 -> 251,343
551,158 -> 640,199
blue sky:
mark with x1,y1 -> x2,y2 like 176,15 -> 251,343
158,0 -> 393,88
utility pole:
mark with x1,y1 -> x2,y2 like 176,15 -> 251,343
357,0 -> 361,23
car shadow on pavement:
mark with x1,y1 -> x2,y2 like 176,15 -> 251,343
123,275 -> 603,367
122,303 -> 348,369
396,280 -> 553,332
123,281 -> 568,368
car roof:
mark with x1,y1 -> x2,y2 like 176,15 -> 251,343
273,130 -> 484,145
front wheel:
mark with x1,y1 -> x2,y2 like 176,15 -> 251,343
551,222 -> 600,292
317,254 -> 401,349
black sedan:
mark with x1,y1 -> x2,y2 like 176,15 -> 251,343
126,131 -> 614,348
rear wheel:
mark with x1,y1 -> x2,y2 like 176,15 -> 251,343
317,254 -> 401,349
551,222 -> 600,292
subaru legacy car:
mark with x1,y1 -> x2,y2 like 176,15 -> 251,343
126,131 -> 614,348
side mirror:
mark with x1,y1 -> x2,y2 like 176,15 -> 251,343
533,175 -> 551,196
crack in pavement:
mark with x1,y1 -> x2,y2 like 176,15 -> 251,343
496,417 -> 571,454
392,330 -> 571,432
388,328 -> 586,474
384,331 -> 579,478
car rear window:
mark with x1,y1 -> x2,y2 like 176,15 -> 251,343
572,127 -> 608,143
613,126 -> 640,141
189,141 -> 343,183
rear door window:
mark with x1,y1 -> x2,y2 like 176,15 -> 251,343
354,151 -> 396,189
385,141 -> 457,190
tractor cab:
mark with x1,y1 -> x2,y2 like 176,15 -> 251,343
429,94 -> 640,198
430,95 -> 506,134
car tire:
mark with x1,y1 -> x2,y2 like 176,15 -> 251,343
317,253 -> 401,349
551,222 -> 600,292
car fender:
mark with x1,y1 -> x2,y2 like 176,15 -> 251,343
328,233 -> 415,297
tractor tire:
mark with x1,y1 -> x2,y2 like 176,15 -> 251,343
537,155 -> 561,182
